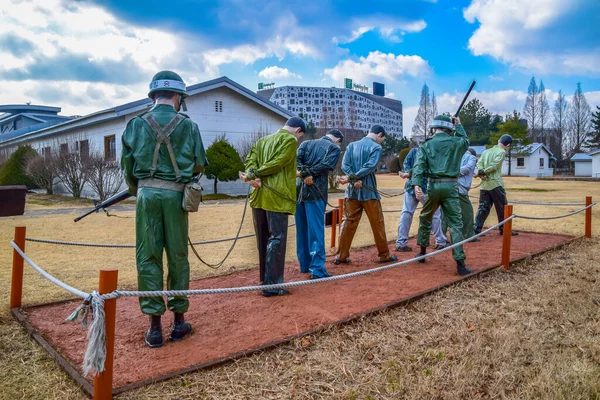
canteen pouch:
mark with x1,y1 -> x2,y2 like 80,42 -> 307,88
182,181 -> 203,212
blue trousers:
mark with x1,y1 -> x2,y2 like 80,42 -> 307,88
295,200 -> 329,278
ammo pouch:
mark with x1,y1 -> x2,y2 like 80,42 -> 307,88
182,180 -> 203,212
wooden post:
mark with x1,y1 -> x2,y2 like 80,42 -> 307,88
337,198 -> 343,226
10,226 -> 26,309
585,196 -> 592,238
501,205 -> 513,270
93,269 -> 118,400
330,209 -> 338,248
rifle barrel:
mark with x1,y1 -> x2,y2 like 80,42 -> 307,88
454,81 -> 476,117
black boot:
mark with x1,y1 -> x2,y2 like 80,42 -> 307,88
144,315 -> 164,348
418,246 -> 427,263
456,260 -> 472,276
170,313 -> 192,342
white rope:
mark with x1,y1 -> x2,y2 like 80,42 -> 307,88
514,202 -> 596,220
10,240 -> 89,299
468,194 -> 586,206
82,292 -> 106,377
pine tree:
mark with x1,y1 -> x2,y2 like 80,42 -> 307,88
523,76 -> 539,139
565,82 -> 592,156
586,106 -> 600,150
412,83 -> 433,140
537,80 -> 550,144
431,91 -> 438,119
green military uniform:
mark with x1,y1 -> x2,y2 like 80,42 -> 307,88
121,104 -> 207,316
412,120 -> 469,262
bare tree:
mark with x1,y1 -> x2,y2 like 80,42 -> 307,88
237,122 -> 271,162
53,140 -> 90,198
523,76 -> 539,140
25,154 -> 55,194
412,83 -> 433,140
565,82 -> 592,157
87,151 -> 124,201
431,90 -> 438,118
537,80 -> 550,144
551,90 -> 568,161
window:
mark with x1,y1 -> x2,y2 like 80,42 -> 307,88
289,99 -> 296,105
104,135 -> 116,161
539,157 -> 544,168
79,139 -> 89,161
60,143 -> 69,155
215,100 -> 223,112
43,147 -> 51,161
517,157 -> 525,167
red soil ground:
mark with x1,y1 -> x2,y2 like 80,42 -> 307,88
24,231 -> 572,389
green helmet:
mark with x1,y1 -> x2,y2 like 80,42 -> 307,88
430,114 -> 454,131
148,70 -> 188,99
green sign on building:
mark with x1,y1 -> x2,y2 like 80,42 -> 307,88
258,82 -> 264,90
344,78 -> 352,89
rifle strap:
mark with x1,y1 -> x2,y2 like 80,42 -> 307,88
141,114 -> 186,182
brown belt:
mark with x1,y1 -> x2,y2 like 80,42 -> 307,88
138,178 -> 185,192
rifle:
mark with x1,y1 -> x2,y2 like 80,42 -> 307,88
454,80 -> 476,117
74,189 -> 131,222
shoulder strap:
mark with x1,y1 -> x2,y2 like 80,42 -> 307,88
141,114 -> 186,181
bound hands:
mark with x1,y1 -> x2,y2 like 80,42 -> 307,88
339,175 -> 349,185
250,178 -> 262,188
239,171 -> 262,188
414,186 -> 424,201
303,176 -> 314,185
399,171 -> 409,179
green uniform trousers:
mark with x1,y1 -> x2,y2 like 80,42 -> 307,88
442,193 -> 474,241
136,187 -> 190,315
418,182 -> 466,261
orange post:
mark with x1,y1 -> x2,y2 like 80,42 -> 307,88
585,196 -> 592,238
501,205 -> 513,270
330,209 -> 338,248
93,269 -> 118,400
10,226 -> 26,309
337,198 -> 344,226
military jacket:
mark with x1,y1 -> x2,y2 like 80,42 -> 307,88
121,104 -> 207,195
245,128 -> 297,214
412,124 -> 469,188
342,137 -> 382,201
477,145 -> 506,191
296,136 -> 341,203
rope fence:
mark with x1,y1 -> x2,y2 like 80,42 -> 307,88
7,197 -> 595,398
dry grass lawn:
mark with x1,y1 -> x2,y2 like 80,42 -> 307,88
0,176 -> 599,399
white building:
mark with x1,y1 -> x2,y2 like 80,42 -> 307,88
590,149 -> 600,178
257,83 -> 403,137
0,76 -> 292,196
501,143 -> 555,177
570,153 -> 593,176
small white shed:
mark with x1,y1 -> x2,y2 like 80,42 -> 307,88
590,149 -> 600,178
502,143 -> 555,177
570,153 -> 593,176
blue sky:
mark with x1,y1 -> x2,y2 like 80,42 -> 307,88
1,0 -> 599,135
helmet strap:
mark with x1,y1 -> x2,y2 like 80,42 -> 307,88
180,98 -> 187,112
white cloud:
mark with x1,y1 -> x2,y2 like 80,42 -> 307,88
385,91 -> 396,99
258,66 -> 301,80
333,18 -> 426,44
324,51 -> 432,84
463,0 -> 600,75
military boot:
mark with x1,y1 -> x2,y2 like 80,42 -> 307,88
144,315 -> 164,348
170,313 -> 192,342
417,246 -> 427,263
456,260 -> 472,276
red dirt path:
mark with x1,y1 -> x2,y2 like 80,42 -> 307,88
24,231 -> 572,389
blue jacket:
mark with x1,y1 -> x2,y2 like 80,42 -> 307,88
457,152 -> 477,195
296,136 -> 341,203
342,137 -> 382,201
403,148 -> 428,196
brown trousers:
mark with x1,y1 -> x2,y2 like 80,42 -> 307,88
336,198 -> 391,261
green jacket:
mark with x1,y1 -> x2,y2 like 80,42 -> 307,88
477,145 -> 505,191
245,128 -> 297,214
412,124 -> 469,188
121,104 -> 208,195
